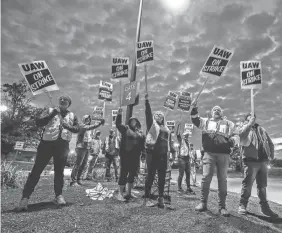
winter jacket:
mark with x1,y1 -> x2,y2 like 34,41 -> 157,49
191,114 -> 239,154
145,100 -> 176,156
238,122 -> 274,161
63,121 -> 103,149
116,113 -> 145,155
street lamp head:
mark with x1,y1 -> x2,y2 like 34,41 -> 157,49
160,0 -> 191,13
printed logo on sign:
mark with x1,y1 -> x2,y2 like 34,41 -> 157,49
201,46 -> 234,77
98,81 -> 113,101
164,91 -> 178,110
136,40 -> 154,66
240,61 -> 262,89
184,124 -> 193,137
166,121 -> 175,133
112,110 -> 118,127
111,57 -> 129,79
18,61 -> 59,95
178,92 -> 192,112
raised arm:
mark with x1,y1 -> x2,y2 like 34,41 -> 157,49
190,104 -> 207,130
36,108 -> 58,127
62,115 -> 80,133
116,109 -> 127,135
176,123 -> 182,143
145,94 -> 153,132
83,119 -> 105,131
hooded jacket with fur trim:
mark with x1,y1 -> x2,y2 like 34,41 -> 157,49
145,100 -> 176,155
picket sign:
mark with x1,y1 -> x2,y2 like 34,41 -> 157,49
189,45 -> 234,112
240,60 -> 262,117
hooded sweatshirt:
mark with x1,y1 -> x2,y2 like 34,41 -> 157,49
116,113 -> 145,154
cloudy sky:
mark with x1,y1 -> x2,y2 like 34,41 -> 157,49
2,0 -> 282,148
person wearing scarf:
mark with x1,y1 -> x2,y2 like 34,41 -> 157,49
64,115 -> 105,187
176,124 -> 195,194
237,113 -> 278,217
18,95 -> 78,211
115,108 -> 145,202
190,103 -> 239,216
144,93 -> 176,208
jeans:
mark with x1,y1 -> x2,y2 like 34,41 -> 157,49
105,154 -> 118,179
118,151 -> 140,185
83,154 -> 99,179
71,148 -> 89,183
200,152 -> 230,209
178,157 -> 191,189
22,139 -> 69,198
240,161 -> 268,206
144,152 -> 167,198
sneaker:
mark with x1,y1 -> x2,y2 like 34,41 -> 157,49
144,199 -> 156,207
17,198 -> 29,212
261,205 -> 279,218
70,182 -> 79,187
116,194 -> 126,202
124,193 -> 138,200
85,177 -> 94,181
219,208 -> 230,217
195,202 -> 207,212
157,197 -> 165,209
54,195 -> 66,205
177,188 -> 184,194
77,180 -> 83,185
238,205 -> 247,215
186,187 -> 196,195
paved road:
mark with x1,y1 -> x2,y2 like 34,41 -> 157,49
171,170 -> 282,205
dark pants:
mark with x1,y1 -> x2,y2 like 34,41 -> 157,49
178,157 -> 191,189
240,161 -> 268,207
118,151 -> 140,185
145,152 -> 167,198
71,148 -> 89,183
105,154 -> 118,179
22,139 -> 69,198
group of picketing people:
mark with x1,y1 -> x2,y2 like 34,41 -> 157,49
17,93 -> 279,219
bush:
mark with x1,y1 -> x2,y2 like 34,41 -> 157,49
1,160 -> 27,189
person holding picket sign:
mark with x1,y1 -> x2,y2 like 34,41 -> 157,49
237,113 -> 278,218
65,115 -> 105,187
18,95 -> 79,211
190,103 -> 239,216
175,124 -> 195,195
144,93 -> 176,208
115,108 -> 145,201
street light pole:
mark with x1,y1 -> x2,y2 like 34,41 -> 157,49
125,0 -> 143,125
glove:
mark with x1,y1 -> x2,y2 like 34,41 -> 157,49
100,119 -> 105,125
228,138 -> 235,148
191,106 -> 198,116
117,108 -> 122,115
145,93 -> 149,100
